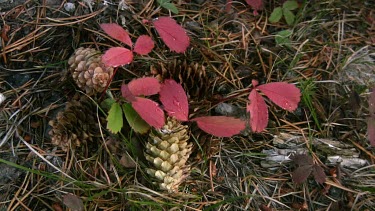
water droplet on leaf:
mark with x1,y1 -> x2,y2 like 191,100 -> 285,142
173,99 -> 180,106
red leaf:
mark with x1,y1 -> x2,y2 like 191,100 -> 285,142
252,79 -> 259,87
225,0 -> 232,13
132,97 -> 165,129
128,77 -> 161,97
257,82 -> 301,112
121,84 -> 136,102
312,164 -> 326,184
367,117 -> 375,147
192,116 -> 245,137
368,87 -> 375,146
153,17 -> 190,53
245,0 -> 263,15
247,89 -> 268,132
292,165 -> 313,184
133,35 -> 154,55
102,47 -> 134,67
159,79 -> 189,121
369,87 -> 375,114
100,23 -> 133,47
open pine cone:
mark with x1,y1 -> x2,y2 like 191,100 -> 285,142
150,59 -> 210,99
144,117 -> 192,192
48,95 -> 100,151
68,47 -> 114,96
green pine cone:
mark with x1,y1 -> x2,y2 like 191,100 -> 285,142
144,117 -> 192,192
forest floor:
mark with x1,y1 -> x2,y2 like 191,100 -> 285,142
0,0 -> 375,210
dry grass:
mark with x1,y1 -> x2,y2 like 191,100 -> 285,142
1,0 -> 374,210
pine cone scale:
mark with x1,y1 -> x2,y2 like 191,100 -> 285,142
48,95 -> 99,151
145,117 -> 192,192
150,59 -> 210,100
68,47 -> 114,95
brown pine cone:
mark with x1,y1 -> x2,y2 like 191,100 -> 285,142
150,59 -> 210,100
48,95 -> 99,151
68,47 -> 114,96
190,124 -> 221,162
144,117 -> 192,192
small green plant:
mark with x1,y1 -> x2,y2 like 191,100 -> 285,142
99,18 -> 301,136
299,79 -> 321,130
269,0 -> 299,25
275,29 -> 293,47
157,0 -> 179,14
104,77 -> 300,135
105,77 -> 246,137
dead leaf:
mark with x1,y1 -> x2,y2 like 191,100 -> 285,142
292,165 -> 313,184
291,153 -> 313,166
119,153 -> 136,168
1,24 -> 10,42
52,203 -> 63,211
31,121 -> 41,128
23,135 -> 31,142
210,160 -> 217,177
63,194 -> 84,211
260,204 -> 273,211
312,164 -> 326,184
291,153 -> 326,184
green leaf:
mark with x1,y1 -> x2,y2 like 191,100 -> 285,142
122,103 -> 150,134
283,8 -> 295,25
157,0 -> 178,14
157,0 -> 170,4
107,102 -> 123,134
269,7 -> 283,23
283,0 -> 299,10
101,98 -> 116,111
275,29 -> 293,47
162,2 -> 179,14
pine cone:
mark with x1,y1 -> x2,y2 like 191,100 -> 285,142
150,59 -> 209,99
191,126 -> 221,162
144,117 -> 192,192
48,95 -> 99,151
68,47 -> 114,96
